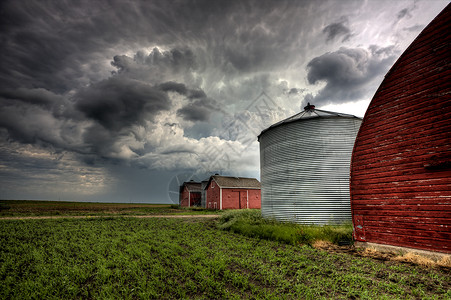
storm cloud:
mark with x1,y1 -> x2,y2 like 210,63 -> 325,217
0,0 -> 446,202
177,97 -> 221,122
75,78 -> 171,131
304,46 -> 398,105
323,17 -> 353,42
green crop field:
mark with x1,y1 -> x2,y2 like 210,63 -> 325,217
1,214 -> 450,299
0,200 -> 216,217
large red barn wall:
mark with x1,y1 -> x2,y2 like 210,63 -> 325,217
247,189 -> 261,209
350,4 -> 451,253
222,189 -> 261,209
206,181 -> 220,209
180,187 -> 201,207
190,192 -> 201,206
180,187 -> 190,207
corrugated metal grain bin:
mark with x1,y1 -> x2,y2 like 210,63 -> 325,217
350,4 -> 451,253
258,104 -> 362,224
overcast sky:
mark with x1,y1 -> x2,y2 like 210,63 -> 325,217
0,0 -> 448,203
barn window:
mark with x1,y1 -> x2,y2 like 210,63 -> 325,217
211,181 -> 215,188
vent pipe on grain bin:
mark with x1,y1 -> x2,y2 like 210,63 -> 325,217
258,103 -> 362,225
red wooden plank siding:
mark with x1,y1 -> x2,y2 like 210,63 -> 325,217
350,4 -> 451,253
206,180 -> 221,209
180,186 -> 190,207
221,189 -> 261,209
180,182 -> 202,207
205,175 -> 261,210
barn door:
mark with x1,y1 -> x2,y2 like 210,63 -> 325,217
240,192 -> 248,209
353,215 -> 366,241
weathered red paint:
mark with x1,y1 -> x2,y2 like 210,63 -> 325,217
205,179 -> 221,209
221,189 -> 261,209
205,176 -> 261,210
350,4 -> 451,253
179,183 -> 201,207
180,186 -> 190,207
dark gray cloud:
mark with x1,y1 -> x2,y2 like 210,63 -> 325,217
393,2 -> 418,26
0,1 -> 204,93
177,104 -> 211,122
158,82 -> 207,100
75,77 -> 171,131
0,104 -> 56,145
0,88 -> 60,108
112,48 -> 198,81
285,88 -> 306,96
304,46 -> 398,105
0,1 -> 110,92
0,38 -> 219,165
0,89 -> 87,154
158,82 -> 189,95
188,89 -> 207,100
177,97 -> 221,122
289,88 -> 300,95
0,86 -> 82,122
322,17 -> 353,42
397,7 -> 413,21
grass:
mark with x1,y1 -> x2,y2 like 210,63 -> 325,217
0,200 -> 219,217
1,202 -> 450,298
1,216 -> 450,299
217,209 -> 353,246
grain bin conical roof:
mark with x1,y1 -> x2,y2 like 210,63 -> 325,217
258,103 -> 360,140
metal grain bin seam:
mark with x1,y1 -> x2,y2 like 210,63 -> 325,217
259,104 -> 362,225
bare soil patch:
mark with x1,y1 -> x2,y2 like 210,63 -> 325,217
313,240 -> 451,271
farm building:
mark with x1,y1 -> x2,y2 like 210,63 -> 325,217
200,180 -> 209,208
204,175 -> 261,210
258,104 -> 362,224
179,181 -> 202,207
350,4 -> 451,253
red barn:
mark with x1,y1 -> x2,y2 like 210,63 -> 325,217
179,181 -> 202,207
205,175 -> 261,210
350,4 -> 451,253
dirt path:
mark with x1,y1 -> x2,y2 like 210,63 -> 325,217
0,214 -> 221,220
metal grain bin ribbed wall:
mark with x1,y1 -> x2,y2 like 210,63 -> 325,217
258,105 -> 362,224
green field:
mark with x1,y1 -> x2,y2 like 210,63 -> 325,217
0,200 -> 215,217
1,213 -> 450,299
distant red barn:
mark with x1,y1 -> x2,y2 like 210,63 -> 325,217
350,4 -> 451,253
179,181 -> 202,207
205,175 -> 261,210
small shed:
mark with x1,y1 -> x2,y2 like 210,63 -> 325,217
350,4 -> 451,253
179,181 -> 202,207
258,104 -> 362,224
205,175 -> 261,210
